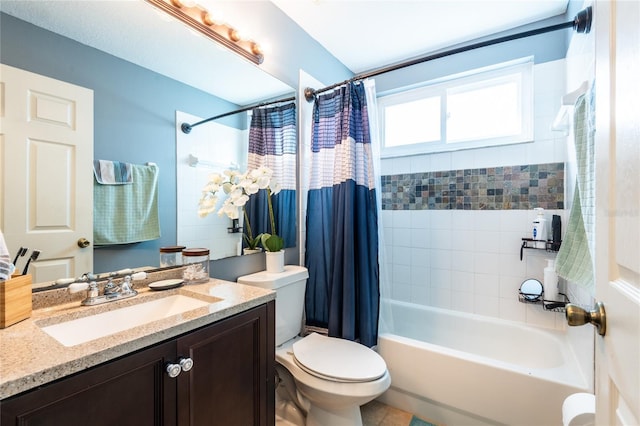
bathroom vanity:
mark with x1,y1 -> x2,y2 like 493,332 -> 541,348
0,275 -> 275,426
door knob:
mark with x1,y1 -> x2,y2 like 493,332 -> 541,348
77,238 -> 90,248
565,301 -> 606,336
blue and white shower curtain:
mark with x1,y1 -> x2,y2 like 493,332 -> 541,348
305,81 -> 380,348
245,102 -> 296,248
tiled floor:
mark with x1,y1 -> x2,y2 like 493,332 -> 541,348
276,400 -> 438,426
361,400 -> 437,426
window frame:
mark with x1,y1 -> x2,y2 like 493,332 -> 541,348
378,60 -> 534,158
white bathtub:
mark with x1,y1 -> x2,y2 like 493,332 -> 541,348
377,300 -> 591,426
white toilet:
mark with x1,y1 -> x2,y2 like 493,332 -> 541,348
238,265 -> 391,426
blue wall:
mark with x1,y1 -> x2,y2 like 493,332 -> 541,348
1,13 -> 238,273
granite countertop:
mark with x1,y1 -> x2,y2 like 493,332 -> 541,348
0,272 -> 275,400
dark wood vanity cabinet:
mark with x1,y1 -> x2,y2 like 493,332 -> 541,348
1,301 -> 275,426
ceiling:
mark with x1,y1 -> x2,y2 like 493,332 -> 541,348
0,0 -> 293,105
272,0 -> 569,74
1,0 -> 569,105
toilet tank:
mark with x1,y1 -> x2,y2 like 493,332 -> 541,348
237,265 -> 309,346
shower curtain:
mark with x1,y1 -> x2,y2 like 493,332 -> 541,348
245,102 -> 297,248
304,81 -> 380,348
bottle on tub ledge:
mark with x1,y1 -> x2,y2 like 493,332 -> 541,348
544,259 -> 559,302
532,207 -> 548,249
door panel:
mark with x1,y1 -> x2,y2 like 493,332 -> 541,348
0,64 -> 93,283
594,1 -> 640,424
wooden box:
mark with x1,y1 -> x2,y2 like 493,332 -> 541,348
0,274 -> 32,328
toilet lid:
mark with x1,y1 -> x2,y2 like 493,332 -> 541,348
292,333 -> 387,383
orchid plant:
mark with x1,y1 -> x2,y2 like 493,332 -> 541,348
198,166 -> 284,252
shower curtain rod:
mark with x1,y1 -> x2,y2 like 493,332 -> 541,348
304,6 -> 592,102
181,95 -> 295,134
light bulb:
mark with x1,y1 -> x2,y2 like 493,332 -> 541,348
202,10 -> 224,26
251,42 -> 263,56
170,0 -> 196,7
228,28 -> 241,42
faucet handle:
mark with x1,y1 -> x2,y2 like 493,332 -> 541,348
131,271 -> 147,281
69,281 -> 99,299
121,276 -> 133,293
68,282 -> 89,294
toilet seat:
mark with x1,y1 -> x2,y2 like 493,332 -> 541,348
291,333 -> 387,383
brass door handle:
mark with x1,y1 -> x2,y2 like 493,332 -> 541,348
77,238 -> 91,248
565,301 -> 606,336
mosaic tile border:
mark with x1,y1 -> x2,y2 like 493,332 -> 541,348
381,162 -> 564,210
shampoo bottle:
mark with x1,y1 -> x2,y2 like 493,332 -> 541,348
532,208 -> 547,248
544,259 -> 559,301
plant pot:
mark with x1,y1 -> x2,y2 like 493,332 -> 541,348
265,250 -> 285,273
243,248 -> 262,255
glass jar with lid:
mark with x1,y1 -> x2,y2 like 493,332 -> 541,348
159,246 -> 186,267
182,248 -> 210,284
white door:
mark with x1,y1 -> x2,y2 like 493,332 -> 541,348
593,1 -> 640,424
0,64 -> 94,285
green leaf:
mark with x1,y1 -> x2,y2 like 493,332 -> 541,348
259,233 -> 284,252
243,233 -> 260,249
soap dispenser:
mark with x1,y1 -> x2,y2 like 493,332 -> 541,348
544,259 -> 559,301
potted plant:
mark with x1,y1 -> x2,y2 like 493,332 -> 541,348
198,166 -> 283,264
257,176 -> 285,272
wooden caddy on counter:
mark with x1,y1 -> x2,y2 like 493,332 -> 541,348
0,274 -> 32,328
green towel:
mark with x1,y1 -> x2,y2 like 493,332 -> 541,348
556,93 -> 595,291
94,164 -> 160,245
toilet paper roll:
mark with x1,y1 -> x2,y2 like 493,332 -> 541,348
562,392 -> 595,426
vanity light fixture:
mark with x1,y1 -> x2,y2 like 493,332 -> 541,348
145,0 -> 264,65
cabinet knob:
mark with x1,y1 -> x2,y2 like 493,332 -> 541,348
166,363 -> 182,378
179,357 -> 194,372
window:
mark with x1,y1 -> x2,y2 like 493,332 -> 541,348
379,60 -> 533,157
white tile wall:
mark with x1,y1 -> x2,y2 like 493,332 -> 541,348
382,208 -> 567,329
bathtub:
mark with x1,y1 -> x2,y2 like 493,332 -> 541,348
376,300 -> 591,426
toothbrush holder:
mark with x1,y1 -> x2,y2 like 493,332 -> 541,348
0,274 -> 33,328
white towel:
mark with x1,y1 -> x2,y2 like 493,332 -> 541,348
0,230 -> 14,281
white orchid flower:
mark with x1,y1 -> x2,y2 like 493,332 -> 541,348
228,187 -> 244,199
232,194 -> 250,207
218,201 -> 239,219
269,180 -> 282,195
242,180 -> 260,195
255,176 -> 270,189
221,182 -> 234,194
203,182 -> 220,193
198,166 -> 280,224
197,195 -> 218,217
207,173 -> 224,184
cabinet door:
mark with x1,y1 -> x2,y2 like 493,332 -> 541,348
1,341 -> 177,426
176,302 -> 275,426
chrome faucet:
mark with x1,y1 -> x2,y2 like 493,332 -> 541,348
69,273 -> 145,306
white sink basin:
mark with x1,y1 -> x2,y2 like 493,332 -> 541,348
40,294 -> 213,347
